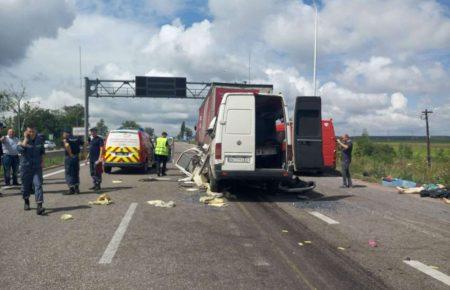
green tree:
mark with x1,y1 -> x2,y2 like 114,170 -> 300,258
62,104 -> 84,127
178,121 -> 186,140
96,119 -> 109,136
144,127 -> 154,136
185,127 -> 193,140
121,120 -> 141,129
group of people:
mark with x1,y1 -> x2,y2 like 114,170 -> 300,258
0,125 -> 104,215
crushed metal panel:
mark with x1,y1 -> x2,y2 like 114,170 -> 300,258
175,148 -> 203,177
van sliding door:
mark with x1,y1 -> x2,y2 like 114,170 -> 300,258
293,96 -> 323,171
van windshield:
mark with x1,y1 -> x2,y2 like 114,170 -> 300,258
106,132 -> 140,148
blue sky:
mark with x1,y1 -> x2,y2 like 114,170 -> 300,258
0,0 -> 449,136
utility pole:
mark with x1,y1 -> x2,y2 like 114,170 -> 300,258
421,109 -> 433,167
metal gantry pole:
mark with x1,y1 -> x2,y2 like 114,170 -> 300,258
84,77 -> 90,154
312,0 -> 318,96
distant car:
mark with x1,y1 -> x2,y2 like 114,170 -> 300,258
44,140 -> 56,150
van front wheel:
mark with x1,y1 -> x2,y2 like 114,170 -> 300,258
208,166 -> 221,193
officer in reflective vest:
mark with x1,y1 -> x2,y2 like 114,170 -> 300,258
155,132 -> 169,176
62,129 -> 82,195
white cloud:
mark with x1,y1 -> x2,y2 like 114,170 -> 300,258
0,0 -> 449,137
0,0 -> 75,66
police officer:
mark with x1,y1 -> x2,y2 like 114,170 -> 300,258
17,125 -> 45,215
62,129 -> 82,195
155,132 -> 170,176
86,127 -> 104,191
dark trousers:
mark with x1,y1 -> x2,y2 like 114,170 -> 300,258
65,155 -> 80,187
155,155 -> 168,175
3,155 -> 19,185
89,160 -> 102,185
341,161 -> 352,187
21,169 -> 44,203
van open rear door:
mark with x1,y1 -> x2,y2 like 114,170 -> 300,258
220,94 -> 255,171
293,96 -> 323,171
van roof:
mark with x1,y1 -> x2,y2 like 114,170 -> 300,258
110,129 -> 139,133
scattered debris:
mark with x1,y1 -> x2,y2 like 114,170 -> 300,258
443,197 -> 450,204
112,180 -> 122,184
337,247 -> 346,251
304,240 -> 312,244
298,242 -> 304,246
60,214 -> 73,221
186,188 -> 199,192
282,229 -> 289,233
199,195 -> 227,207
382,177 -> 416,188
147,200 -> 175,208
429,265 -> 439,270
88,194 -> 113,205
154,177 -> 172,181
368,239 -> 378,248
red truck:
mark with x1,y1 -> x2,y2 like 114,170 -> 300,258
195,83 -> 273,145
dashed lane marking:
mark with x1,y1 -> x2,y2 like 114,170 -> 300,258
308,211 -> 340,225
99,202 -> 138,264
404,260 -> 450,286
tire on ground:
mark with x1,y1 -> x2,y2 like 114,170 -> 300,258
208,165 -> 221,192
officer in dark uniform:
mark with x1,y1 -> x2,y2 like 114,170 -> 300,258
62,129 -> 82,195
17,125 -> 45,215
86,127 -> 104,191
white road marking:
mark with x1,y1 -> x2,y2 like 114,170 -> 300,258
308,211 -> 340,225
404,260 -> 450,286
43,163 -> 86,178
99,203 -> 138,264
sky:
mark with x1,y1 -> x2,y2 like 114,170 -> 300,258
0,0 -> 449,136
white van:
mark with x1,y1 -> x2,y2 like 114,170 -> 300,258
207,93 -> 292,191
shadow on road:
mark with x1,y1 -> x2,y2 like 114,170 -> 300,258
45,205 -> 91,214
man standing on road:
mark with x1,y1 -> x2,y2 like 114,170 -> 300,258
155,132 -> 170,176
337,134 -> 353,188
86,127 -> 104,191
1,129 -> 20,186
62,129 -> 82,195
17,125 -> 45,215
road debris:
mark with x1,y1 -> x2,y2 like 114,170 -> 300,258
443,197 -> 450,204
298,242 -> 304,246
112,180 -> 122,184
368,239 -> 378,247
337,247 -> 346,251
147,200 -> 175,208
186,188 -> 199,192
199,195 -> 227,207
60,214 -> 73,221
304,240 -> 312,244
88,194 -> 113,205
282,229 -> 288,233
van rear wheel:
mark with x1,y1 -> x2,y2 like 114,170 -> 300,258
208,166 -> 221,192
104,166 -> 112,174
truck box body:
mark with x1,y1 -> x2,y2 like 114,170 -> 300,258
196,83 -> 273,145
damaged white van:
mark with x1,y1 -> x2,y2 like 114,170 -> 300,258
207,92 -> 293,191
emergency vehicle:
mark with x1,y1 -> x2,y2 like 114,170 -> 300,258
103,129 -> 155,173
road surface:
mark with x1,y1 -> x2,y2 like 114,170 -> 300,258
0,142 -> 448,289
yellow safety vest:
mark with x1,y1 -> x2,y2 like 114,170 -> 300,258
155,137 -> 169,156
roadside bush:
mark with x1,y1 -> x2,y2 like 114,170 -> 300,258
398,143 -> 413,159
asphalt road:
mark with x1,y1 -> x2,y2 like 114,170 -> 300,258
0,142 -> 448,289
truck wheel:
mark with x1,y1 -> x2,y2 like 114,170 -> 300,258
208,166 -> 221,192
104,166 -> 112,174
